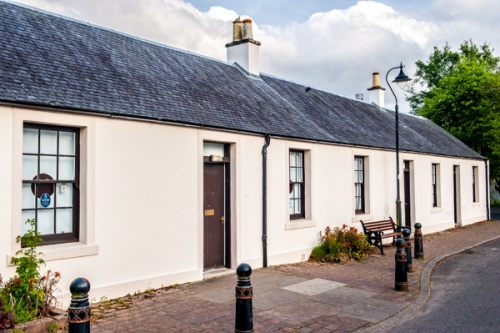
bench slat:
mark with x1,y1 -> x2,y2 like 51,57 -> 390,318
360,217 -> 404,255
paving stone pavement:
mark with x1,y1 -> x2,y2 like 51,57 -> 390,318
90,220 -> 500,332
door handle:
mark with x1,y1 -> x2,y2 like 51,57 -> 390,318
220,216 -> 225,224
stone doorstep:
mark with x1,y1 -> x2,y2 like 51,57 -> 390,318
4,309 -> 67,333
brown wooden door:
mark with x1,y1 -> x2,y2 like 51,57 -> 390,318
203,163 -> 225,269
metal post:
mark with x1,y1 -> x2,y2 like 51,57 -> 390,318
402,228 -> 413,272
235,263 -> 253,333
395,238 -> 408,291
414,222 -> 424,259
395,103 -> 402,227
68,278 -> 91,333
386,63 -> 411,227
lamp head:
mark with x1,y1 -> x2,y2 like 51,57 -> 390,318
392,62 -> 412,89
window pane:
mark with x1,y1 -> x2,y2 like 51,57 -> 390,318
38,191 -> 55,209
294,199 -> 301,214
40,156 -> 57,178
56,184 -> 73,207
22,184 -> 36,209
296,152 -> 303,167
355,184 -> 361,196
290,152 -> 296,167
23,128 -> 38,154
37,209 -> 55,235
290,184 -> 301,201
56,209 -> 73,234
59,131 -> 75,155
203,142 -> 224,157
355,157 -> 361,170
355,197 -> 362,210
22,155 -> 38,180
296,167 -> 303,182
21,211 -> 36,235
59,157 -> 75,180
40,130 -> 58,154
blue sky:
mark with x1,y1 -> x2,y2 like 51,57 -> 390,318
10,0 -> 500,111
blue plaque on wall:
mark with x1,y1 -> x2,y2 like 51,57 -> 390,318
40,193 -> 51,208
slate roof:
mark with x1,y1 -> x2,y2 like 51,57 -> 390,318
0,1 -> 484,160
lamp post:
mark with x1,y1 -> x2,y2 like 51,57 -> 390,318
386,63 -> 411,227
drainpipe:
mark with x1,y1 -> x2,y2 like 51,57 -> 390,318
262,134 -> 271,268
485,160 -> 490,220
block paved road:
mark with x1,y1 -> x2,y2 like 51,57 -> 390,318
90,220 -> 500,332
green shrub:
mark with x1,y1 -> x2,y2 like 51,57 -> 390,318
0,219 -> 61,324
310,224 -> 371,262
310,246 -> 328,261
0,285 -> 15,329
491,200 -> 500,207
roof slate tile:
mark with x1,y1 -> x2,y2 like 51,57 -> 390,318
0,1 -> 484,160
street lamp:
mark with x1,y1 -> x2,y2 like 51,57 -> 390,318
386,62 -> 411,227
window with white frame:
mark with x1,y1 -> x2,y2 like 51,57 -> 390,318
22,123 -> 79,244
354,156 -> 365,214
432,163 -> 440,207
472,166 -> 479,202
289,150 -> 305,219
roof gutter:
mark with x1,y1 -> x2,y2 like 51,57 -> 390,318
262,134 -> 271,268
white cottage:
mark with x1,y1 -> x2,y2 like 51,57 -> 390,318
0,1 -> 489,305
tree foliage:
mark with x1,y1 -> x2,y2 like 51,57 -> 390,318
407,40 -> 500,184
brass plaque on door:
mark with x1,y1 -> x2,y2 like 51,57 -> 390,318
204,209 -> 215,216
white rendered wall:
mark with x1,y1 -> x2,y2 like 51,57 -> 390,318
1,105 -> 488,307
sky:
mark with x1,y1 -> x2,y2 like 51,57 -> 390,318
9,0 -> 500,112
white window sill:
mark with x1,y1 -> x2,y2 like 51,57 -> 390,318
351,214 -> 373,223
285,219 -> 316,230
431,207 -> 442,213
8,243 -> 99,266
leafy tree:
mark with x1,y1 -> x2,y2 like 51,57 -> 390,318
407,40 -> 500,185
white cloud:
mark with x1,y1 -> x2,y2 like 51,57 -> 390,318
256,1 -> 436,108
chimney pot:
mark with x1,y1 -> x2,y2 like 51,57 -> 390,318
232,17 -> 243,42
242,18 -> 253,39
372,72 -> 381,88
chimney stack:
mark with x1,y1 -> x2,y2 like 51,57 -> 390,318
367,72 -> 386,108
226,16 -> 261,77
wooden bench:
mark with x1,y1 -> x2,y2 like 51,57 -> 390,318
360,218 -> 403,255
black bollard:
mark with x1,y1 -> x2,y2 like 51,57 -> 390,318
414,222 -> 424,259
402,228 -> 413,272
68,278 -> 91,333
235,263 -> 253,333
395,238 -> 408,291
